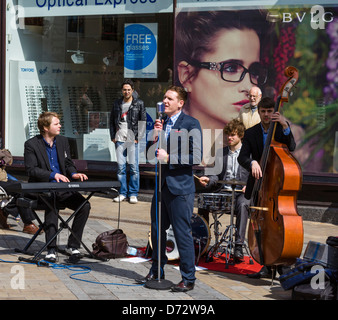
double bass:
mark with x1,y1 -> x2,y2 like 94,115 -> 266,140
248,66 -> 304,266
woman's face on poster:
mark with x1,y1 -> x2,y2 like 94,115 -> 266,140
185,28 -> 261,128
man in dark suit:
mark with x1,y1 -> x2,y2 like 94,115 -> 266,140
24,112 -> 90,262
136,86 -> 202,292
238,97 -> 296,278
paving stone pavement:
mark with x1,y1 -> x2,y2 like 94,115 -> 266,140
1,195 -> 337,306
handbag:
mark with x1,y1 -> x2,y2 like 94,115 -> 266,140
91,228 -> 128,259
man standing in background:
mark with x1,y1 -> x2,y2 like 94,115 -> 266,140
238,86 -> 262,129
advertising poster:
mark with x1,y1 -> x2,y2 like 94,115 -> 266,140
174,3 -> 338,174
124,23 -> 158,79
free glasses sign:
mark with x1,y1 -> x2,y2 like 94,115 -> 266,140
124,23 -> 158,79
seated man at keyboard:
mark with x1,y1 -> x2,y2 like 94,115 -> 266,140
24,111 -> 90,262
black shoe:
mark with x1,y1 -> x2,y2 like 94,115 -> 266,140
65,247 -> 82,263
171,280 -> 195,292
247,266 -> 274,279
45,248 -> 56,263
234,245 -> 244,261
135,271 -> 165,284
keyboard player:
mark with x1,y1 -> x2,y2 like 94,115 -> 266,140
24,112 -> 90,262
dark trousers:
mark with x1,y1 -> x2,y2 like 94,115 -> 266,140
3,197 -> 36,224
150,183 -> 196,283
234,193 -> 250,245
44,191 -> 90,250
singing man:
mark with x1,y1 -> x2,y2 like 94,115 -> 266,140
136,86 -> 202,292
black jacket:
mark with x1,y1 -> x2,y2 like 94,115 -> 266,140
238,122 -> 296,199
24,135 -> 77,182
109,97 -> 146,142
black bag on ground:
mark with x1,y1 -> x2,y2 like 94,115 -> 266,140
326,236 -> 338,248
92,229 -> 128,259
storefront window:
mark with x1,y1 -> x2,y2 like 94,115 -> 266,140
6,1 -> 173,162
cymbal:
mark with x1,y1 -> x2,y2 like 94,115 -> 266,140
217,179 -> 246,186
143,171 -> 157,176
220,189 -> 244,193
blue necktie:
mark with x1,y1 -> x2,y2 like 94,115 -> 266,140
165,118 -> 173,140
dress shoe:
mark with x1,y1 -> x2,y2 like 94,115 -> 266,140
234,245 -> 244,261
23,223 -> 42,235
135,271 -> 165,284
171,280 -> 195,292
45,248 -> 57,263
247,266 -> 275,279
65,247 -> 83,263
65,247 -> 81,255
0,208 -> 10,229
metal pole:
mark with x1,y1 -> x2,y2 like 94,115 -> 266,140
157,132 -> 162,281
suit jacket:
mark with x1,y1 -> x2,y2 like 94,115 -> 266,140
238,122 -> 296,199
207,146 -> 249,191
148,112 -> 203,196
24,135 -> 77,182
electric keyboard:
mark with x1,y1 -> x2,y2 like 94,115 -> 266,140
2,180 -> 120,194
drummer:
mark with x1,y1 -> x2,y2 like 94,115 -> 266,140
198,119 -> 250,261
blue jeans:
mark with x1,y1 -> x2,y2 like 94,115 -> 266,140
115,141 -> 139,197
7,174 -> 18,181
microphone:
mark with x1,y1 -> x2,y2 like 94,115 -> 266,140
157,102 -> 165,121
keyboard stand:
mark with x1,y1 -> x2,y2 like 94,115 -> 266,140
16,190 -> 110,265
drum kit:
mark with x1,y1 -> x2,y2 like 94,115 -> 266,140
199,179 -> 253,268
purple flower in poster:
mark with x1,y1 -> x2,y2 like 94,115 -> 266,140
324,17 -> 338,103
273,25 -> 296,91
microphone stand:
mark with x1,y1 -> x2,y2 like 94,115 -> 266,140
145,106 -> 173,290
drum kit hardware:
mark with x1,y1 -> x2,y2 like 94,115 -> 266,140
148,213 -> 210,265
199,179 -> 254,268
198,192 -> 231,244
216,179 -> 246,186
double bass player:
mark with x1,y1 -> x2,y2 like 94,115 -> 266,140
238,96 -> 296,278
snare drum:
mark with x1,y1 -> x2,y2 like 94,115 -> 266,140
198,192 -> 232,212
149,213 -> 210,261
